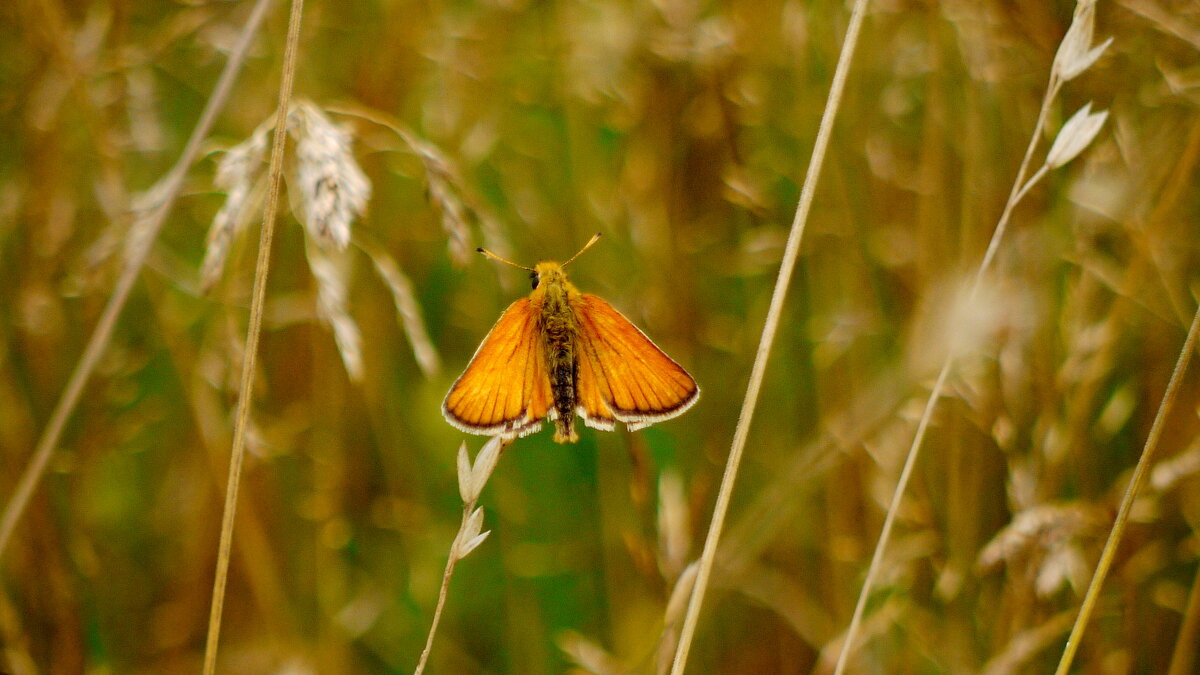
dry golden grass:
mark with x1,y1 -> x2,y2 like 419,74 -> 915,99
2,0 -> 1200,673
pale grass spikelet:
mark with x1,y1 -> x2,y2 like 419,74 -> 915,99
468,436 -> 504,502
664,562 -> 699,629
415,438 -> 504,674
1035,545 -> 1089,598
1150,445 -> 1200,493
456,436 -> 504,504
305,243 -> 364,381
557,630 -> 627,675
978,503 -> 1104,598
288,101 -> 370,250
426,168 -> 472,265
202,122 -> 269,292
980,612 -> 1077,675
395,130 -> 473,265
124,65 -> 165,153
657,471 -> 691,578
657,562 -> 699,674
908,275 -> 1013,380
453,507 -> 490,560
456,442 -> 472,503
1052,0 -> 1112,82
1045,102 -> 1109,169
362,244 -> 442,377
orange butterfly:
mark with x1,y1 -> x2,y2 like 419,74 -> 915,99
443,234 -> 699,443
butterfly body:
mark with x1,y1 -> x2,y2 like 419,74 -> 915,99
534,262 -> 583,442
443,241 -> 698,444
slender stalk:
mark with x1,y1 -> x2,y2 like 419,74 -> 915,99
1167,554 -> 1200,675
414,438 -> 501,673
414,507 -> 470,675
831,82 -> 1061,675
200,0 -> 305,671
1055,305 -> 1200,673
0,0 -> 275,560
667,1 -> 871,672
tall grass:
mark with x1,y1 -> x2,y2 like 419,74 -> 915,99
2,0 -> 1199,673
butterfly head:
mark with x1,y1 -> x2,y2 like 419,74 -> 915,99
531,261 -> 567,291
477,233 -> 602,298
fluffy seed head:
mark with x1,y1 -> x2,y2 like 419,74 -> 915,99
288,101 -> 371,250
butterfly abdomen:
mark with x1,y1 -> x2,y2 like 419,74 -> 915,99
539,272 -> 580,443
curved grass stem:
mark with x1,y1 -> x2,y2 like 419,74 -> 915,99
0,0 -> 276,560
831,77 -> 1062,675
667,0 -> 872,672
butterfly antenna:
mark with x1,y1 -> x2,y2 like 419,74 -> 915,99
476,247 -> 533,271
562,232 -> 602,267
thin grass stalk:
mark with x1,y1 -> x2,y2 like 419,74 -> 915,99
0,0 -> 275,559
667,0 -> 871,672
1167,554 -> 1200,675
831,80 -> 1062,675
200,0 -> 305,671
414,438 -> 502,674
413,506 -> 470,675
1055,305 -> 1200,674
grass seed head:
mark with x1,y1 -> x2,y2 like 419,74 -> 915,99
288,101 -> 370,250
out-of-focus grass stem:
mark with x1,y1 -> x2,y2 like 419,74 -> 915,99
0,0 -> 275,559
668,0 -> 872,672
1167,556 -> 1200,675
832,74 -> 1063,675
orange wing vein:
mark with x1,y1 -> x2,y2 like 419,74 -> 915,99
443,298 -> 553,438
572,294 -> 698,431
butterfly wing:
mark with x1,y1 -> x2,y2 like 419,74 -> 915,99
443,298 -> 553,438
572,294 -> 699,431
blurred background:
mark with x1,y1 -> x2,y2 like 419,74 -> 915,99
3,0 -> 1200,672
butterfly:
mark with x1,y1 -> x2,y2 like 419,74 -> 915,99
443,233 -> 699,444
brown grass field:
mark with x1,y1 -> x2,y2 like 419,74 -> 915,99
2,0 -> 1200,672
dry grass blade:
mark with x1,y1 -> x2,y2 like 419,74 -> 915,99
668,0 -> 872,672
0,0 -> 275,560
201,0 -> 306,671
1054,305 -> 1200,673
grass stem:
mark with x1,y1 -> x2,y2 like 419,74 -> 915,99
200,0 -> 305,671
1055,305 -> 1200,673
667,0 -> 872,671
414,506 -> 470,675
0,0 -> 275,560
831,74 -> 1063,675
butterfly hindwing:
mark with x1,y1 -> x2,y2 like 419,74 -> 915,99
572,294 -> 699,431
443,298 -> 553,438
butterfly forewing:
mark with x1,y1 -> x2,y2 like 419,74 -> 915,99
443,298 -> 553,438
572,294 -> 699,430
